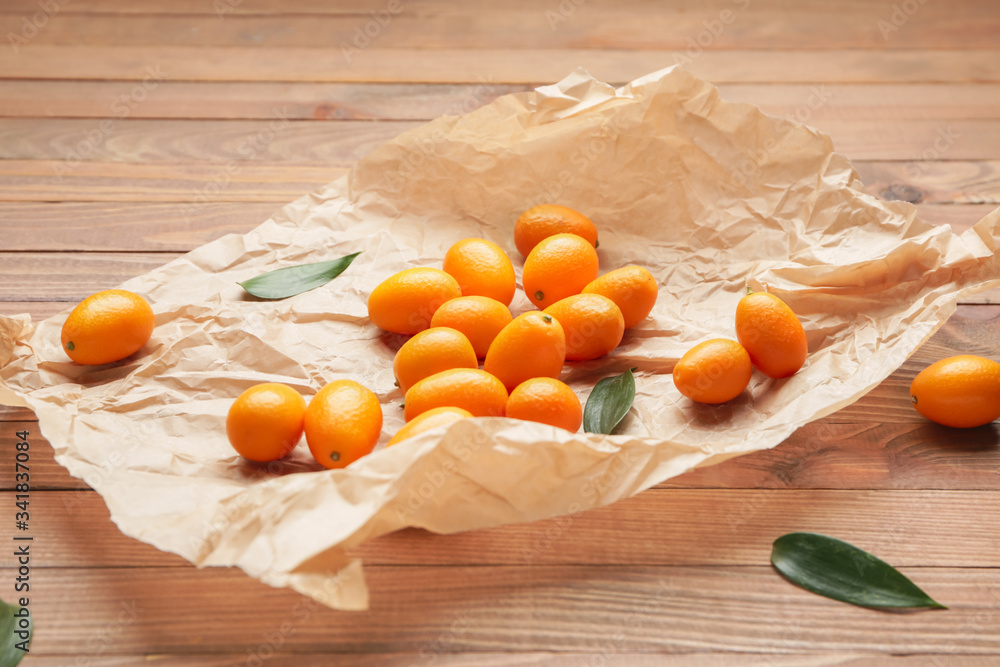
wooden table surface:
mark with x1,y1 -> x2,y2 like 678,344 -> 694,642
2,0 -> 1000,664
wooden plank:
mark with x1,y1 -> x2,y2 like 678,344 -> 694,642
721,83 -> 1000,122
358,490 -> 1000,568
2,118 -> 999,163
2,203 -> 995,253
856,160 -> 1000,205
0,159 -> 995,205
0,253 -> 179,301
0,118 -> 421,164
0,202 -> 282,251
819,120 -> 1000,161
4,565 -> 997,654
2,82 -> 997,122
0,301 -> 65,324
0,302 -> 64,324
0,160 -> 342,202
1,489 -> 996,568
0,0 -> 392,11
915,203 -> 998,229
0,80 -> 531,120
2,0 -> 997,15
1,47 -> 997,84
3,9 -> 999,51
19,656 -> 1000,667
670,418 -> 1000,490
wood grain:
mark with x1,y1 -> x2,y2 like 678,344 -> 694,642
3,566 -> 996,655
0,253 -> 179,301
1,489 -> 996,568
0,302 -> 63,323
1,118 -> 997,163
916,203 -> 998,229
2,82 -> 997,122
856,160 -> 1000,205
3,202 -> 993,253
0,159 -> 995,204
2,47 -> 998,84
0,80 -> 531,121
4,0 -> 996,13
0,118 -> 422,164
19,656 -> 1000,667
4,161 -> 1000,210
0,160 -> 344,202
0,202 -> 282,251
3,8 -> 999,50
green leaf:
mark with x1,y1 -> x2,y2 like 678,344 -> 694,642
583,368 -> 636,435
771,532 -> 947,610
0,598 -> 32,665
238,252 -> 361,299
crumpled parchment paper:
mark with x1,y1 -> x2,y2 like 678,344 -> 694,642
2,66 -> 999,610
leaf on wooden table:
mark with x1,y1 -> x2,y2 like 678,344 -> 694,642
238,251 -> 361,299
771,532 -> 947,610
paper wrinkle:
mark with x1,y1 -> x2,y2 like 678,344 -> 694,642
2,66 -> 999,610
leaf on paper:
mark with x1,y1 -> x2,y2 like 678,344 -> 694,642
583,368 -> 636,435
238,252 -> 361,299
